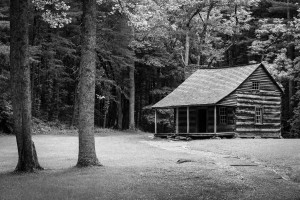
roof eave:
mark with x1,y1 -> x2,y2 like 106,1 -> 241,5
152,103 -> 217,109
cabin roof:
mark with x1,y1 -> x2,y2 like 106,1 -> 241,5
152,63 -> 281,108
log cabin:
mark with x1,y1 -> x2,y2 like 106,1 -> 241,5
152,63 -> 283,138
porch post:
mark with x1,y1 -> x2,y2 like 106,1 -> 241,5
176,107 -> 179,134
154,109 -> 157,134
187,106 -> 190,133
214,105 -> 217,134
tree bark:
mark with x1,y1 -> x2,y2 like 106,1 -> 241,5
77,0 -> 100,167
103,97 -> 110,128
289,80 -> 293,115
71,84 -> 79,127
184,31 -> 190,67
129,65 -> 135,130
10,0 -> 42,172
197,55 -> 200,66
228,45 -> 234,67
117,87 -> 123,130
286,0 -> 295,118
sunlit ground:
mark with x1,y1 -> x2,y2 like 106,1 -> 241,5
0,132 -> 299,200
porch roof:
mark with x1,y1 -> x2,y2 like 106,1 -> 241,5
152,64 -> 261,108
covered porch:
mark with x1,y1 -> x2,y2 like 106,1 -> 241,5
154,105 -> 236,138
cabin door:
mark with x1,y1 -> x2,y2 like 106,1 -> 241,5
197,109 -> 207,133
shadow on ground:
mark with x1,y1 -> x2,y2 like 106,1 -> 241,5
0,133 -> 299,200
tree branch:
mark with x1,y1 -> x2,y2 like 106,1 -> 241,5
180,49 -> 186,66
187,6 -> 203,28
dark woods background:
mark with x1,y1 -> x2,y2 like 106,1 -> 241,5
0,0 -> 299,137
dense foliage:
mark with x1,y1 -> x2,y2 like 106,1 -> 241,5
1,0 -> 300,137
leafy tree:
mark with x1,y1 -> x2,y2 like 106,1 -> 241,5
8,0 -> 73,171
10,0 -> 43,172
160,0 -> 258,68
288,7 -> 300,137
95,2 -> 135,129
77,0 -> 101,167
6,0 -> 300,139
250,1 -> 300,137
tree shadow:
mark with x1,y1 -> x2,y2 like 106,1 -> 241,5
0,165 -> 104,179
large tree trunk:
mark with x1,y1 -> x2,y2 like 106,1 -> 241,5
77,0 -> 100,167
10,0 -> 42,172
129,65 -> 135,130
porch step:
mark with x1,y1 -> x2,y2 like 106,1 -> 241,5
155,132 -> 236,138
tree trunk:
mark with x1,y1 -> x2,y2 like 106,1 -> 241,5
51,79 -> 60,121
289,79 -> 294,116
103,97 -> 110,128
117,87 -> 123,130
129,65 -> 135,130
197,55 -> 200,66
10,0 -> 42,172
228,46 -> 234,67
32,63 -> 41,117
71,84 -> 79,127
286,1 -> 295,118
77,0 -> 100,167
184,31 -> 190,67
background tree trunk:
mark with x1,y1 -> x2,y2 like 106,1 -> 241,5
129,65 -> 135,130
10,0 -> 42,172
103,97 -> 110,128
117,87 -> 123,130
185,31 -> 190,67
286,0 -> 295,118
71,84 -> 79,127
77,0 -> 100,167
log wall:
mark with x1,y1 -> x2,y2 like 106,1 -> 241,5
217,106 -> 236,132
235,66 -> 282,138
218,94 -> 237,106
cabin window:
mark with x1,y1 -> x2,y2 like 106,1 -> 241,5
255,107 -> 263,124
252,81 -> 260,90
219,107 -> 227,124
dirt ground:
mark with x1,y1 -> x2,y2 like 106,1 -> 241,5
0,132 -> 299,200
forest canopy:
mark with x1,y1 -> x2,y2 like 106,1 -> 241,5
1,0 -> 300,138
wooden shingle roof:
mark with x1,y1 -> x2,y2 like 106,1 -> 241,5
152,64 -> 262,108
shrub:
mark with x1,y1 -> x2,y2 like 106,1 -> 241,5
140,106 -> 174,133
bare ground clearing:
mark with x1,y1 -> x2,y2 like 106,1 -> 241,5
0,132 -> 299,200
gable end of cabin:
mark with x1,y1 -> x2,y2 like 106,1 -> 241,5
235,65 -> 282,138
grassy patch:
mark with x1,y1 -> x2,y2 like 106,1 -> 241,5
1,134 -> 300,200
